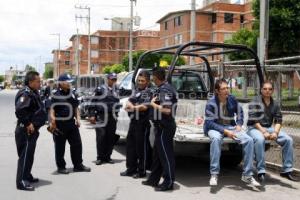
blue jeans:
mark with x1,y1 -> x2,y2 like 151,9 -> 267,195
208,126 -> 254,176
247,127 -> 294,174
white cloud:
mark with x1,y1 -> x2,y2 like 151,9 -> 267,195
0,0 -> 207,74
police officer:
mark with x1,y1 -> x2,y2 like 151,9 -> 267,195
15,71 -> 47,191
120,70 -> 152,178
89,73 -> 121,165
142,68 -> 177,191
50,73 -> 91,174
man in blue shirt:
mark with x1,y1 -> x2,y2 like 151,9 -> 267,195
204,78 -> 260,187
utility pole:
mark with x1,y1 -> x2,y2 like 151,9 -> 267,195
259,0 -> 269,75
190,0 -> 196,65
75,5 -> 91,74
76,28 -> 80,76
51,33 -> 60,78
129,0 -> 136,72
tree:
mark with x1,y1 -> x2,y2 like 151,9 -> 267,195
25,64 -> 36,72
103,65 -> 112,74
225,28 -> 258,60
111,64 -> 125,74
122,50 -> 161,71
160,54 -> 186,66
43,63 -> 54,79
252,0 -> 300,58
0,75 -> 4,83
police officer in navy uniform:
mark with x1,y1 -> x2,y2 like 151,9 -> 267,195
120,70 -> 152,178
50,74 -> 91,174
89,73 -> 121,165
142,67 -> 178,191
15,71 -> 47,191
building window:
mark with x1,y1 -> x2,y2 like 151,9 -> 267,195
212,13 -> 217,24
119,38 -> 125,49
109,38 -> 116,49
164,39 -> 169,47
100,38 -> 107,48
65,51 -> 70,57
174,16 -> 182,27
224,33 -> 233,41
174,34 -> 183,44
91,36 -> 99,45
65,61 -> 70,65
164,21 -> 168,30
224,13 -> 234,23
240,15 -> 244,24
212,33 -> 217,42
91,50 -> 99,58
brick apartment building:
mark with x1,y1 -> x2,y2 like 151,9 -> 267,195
52,47 -> 72,78
52,29 -> 160,77
157,1 -> 254,47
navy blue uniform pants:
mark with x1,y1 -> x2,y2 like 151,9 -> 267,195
15,125 -> 39,186
53,121 -> 83,169
95,114 -> 119,161
147,120 -> 176,186
126,120 -> 152,174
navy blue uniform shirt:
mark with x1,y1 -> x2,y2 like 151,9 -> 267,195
15,86 -> 47,128
89,84 -> 120,117
151,82 -> 178,124
128,87 -> 151,121
51,88 -> 79,120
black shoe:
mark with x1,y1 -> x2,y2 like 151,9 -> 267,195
257,173 -> 266,183
17,180 -> 35,191
95,160 -> 105,165
142,180 -> 158,187
120,170 -> 136,177
57,168 -> 69,174
28,175 -> 39,183
105,159 -> 115,164
73,164 -> 91,172
280,172 -> 299,182
133,172 -> 146,179
154,183 -> 174,192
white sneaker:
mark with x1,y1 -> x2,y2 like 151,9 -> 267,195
209,175 -> 218,186
241,175 -> 261,187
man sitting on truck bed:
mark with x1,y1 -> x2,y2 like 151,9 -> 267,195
247,81 -> 298,182
204,78 -> 260,187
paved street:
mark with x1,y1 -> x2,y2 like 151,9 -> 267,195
0,89 -> 299,200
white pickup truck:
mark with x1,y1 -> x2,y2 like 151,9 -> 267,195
116,41 -> 268,166
116,69 -> 251,166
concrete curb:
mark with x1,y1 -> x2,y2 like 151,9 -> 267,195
266,161 -> 300,178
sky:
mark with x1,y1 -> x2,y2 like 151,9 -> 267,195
0,0 -> 236,75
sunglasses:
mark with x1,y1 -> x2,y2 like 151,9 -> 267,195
262,88 -> 273,91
